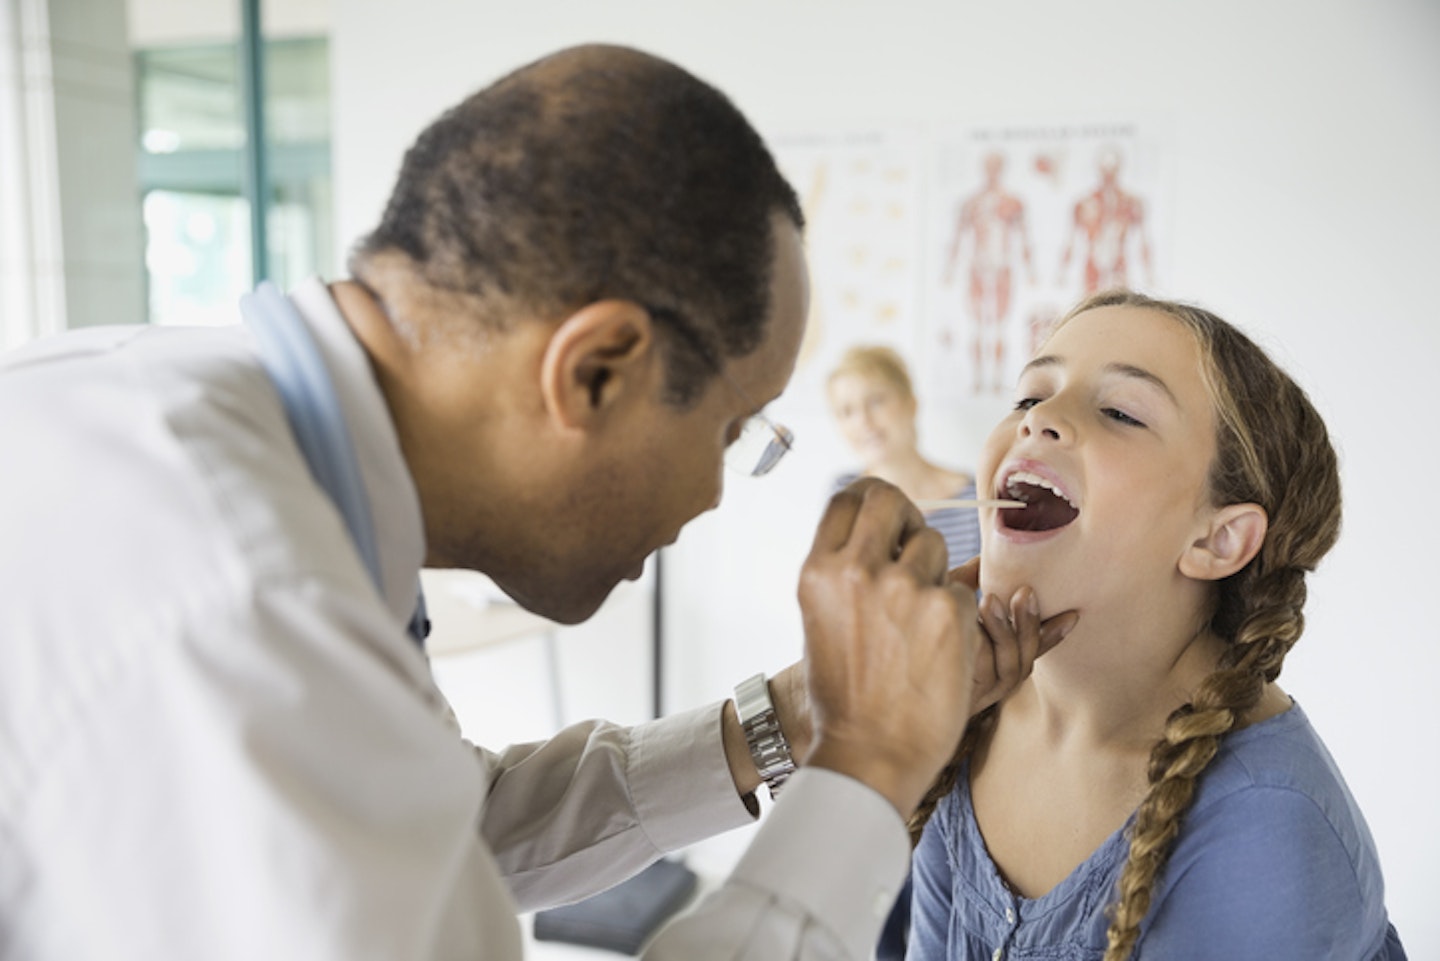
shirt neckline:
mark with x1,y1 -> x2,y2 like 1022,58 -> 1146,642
956,701 -> 1306,919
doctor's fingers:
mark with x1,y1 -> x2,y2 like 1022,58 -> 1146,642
971,594 -> 1023,715
947,556 -> 981,594
808,478 -> 926,566
971,588 -> 1078,715
893,524 -> 950,587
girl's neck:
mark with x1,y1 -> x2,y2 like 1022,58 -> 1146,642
1008,603 -> 1226,753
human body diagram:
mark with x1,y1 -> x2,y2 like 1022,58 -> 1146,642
1057,146 -> 1153,295
942,152 -> 1035,395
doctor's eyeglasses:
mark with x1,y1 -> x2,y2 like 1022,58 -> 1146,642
726,409 -> 794,477
643,304 -> 795,478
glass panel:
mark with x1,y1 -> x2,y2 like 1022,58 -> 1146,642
265,38 -> 330,146
134,36 -> 332,324
138,45 -> 245,154
268,177 -> 332,290
142,190 -> 252,326
264,38 -> 333,286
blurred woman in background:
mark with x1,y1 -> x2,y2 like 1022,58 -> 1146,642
827,344 -> 980,566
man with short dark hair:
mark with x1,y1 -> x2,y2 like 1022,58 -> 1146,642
0,45 -> 1065,959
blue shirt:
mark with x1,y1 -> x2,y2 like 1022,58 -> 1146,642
908,703 -> 1406,960
921,478 -> 982,568
832,473 -> 981,567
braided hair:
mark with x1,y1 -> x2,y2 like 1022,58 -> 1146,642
906,291 -> 1343,960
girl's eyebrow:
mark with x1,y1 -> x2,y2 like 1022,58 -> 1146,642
1021,355 -> 1178,406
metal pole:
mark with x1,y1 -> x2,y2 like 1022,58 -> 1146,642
239,0 -> 268,283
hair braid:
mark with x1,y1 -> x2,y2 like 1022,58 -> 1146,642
1103,569 -> 1308,959
907,706 -> 997,847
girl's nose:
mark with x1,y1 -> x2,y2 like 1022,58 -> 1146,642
1020,398 -> 1070,443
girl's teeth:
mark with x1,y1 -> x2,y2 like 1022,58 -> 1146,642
1005,470 -> 1073,505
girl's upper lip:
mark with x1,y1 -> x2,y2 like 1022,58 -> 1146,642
995,457 -> 1078,506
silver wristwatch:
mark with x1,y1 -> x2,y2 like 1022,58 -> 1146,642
734,673 -> 796,800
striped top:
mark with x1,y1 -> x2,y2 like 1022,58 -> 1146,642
832,473 -> 982,567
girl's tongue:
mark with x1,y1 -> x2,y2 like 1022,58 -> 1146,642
1002,481 -> 1080,532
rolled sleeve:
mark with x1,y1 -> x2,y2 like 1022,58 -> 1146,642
628,701 -> 759,852
481,701 -> 757,909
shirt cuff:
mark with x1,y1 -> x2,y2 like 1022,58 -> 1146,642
730,766 -> 912,955
626,701 -> 758,853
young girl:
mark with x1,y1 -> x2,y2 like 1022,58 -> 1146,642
906,291 -> 1405,959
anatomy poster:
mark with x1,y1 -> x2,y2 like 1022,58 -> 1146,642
770,129 -> 925,413
922,123 -> 1171,402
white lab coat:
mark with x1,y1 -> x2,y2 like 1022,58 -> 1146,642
0,279 -> 909,959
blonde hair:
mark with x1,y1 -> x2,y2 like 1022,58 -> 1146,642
906,290 -> 1343,960
826,344 -> 915,401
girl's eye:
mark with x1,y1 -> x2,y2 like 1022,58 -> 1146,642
1103,407 -> 1147,428
1014,397 -> 1041,412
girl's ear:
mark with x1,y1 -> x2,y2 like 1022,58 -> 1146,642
1180,503 -> 1268,581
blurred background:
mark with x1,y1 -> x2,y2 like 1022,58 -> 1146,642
3,0 -> 1437,954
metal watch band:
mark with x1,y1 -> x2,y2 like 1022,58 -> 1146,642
734,672 -> 796,800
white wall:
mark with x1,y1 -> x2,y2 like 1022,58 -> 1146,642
333,0 -> 1440,951
127,0 -> 330,46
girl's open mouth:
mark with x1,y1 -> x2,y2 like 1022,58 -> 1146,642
998,470 -> 1080,532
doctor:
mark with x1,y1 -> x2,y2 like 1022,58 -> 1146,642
0,45 -> 1071,959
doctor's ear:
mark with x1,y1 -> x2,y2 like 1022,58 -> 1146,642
538,300 -> 656,430
1180,503 -> 1268,581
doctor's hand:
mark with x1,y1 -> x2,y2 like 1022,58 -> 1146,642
767,661 -> 813,763
796,479 -> 984,818
948,556 -> 1078,716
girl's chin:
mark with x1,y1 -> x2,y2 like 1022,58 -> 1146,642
979,577 -> 1020,601
979,562 -> 1067,612
977,554 -> 1026,597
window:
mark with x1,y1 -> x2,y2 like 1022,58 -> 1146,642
135,37 -> 332,326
